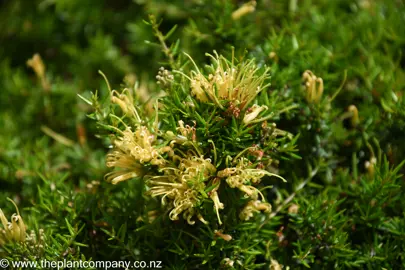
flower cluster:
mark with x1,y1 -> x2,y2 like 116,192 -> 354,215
0,200 -> 26,246
111,88 -> 142,122
218,158 -> 284,200
239,200 -> 272,221
105,126 -> 166,184
177,120 -> 197,142
24,228 -> 46,256
217,158 -> 286,221
302,70 -> 324,103
1,200 -> 46,256
186,51 -> 270,111
100,52 -> 288,225
146,154 -> 216,225
156,67 -> 174,89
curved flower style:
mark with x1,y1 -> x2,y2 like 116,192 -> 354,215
105,126 -> 166,184
146,155 -> 217,225
243,104 -> 268,124
111,88 -> 142,122
232,1 -> 256,20
218,158 -> 286,200
100,57 -> 288,226
302,70 -> 324,104
239,200 -> 272,221
184,51 -> 270,111
0,200 -> 26,246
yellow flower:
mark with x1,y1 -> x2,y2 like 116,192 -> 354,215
209,178 -> 224,225
288,204 -> 299,214
26,53 -> 50,91
0,199 -> 27,246
239,200 -> 272,221
243,104 -> 268,124
183,51 -> 270,111
105,126 -> 165,184
177,120 -> 197,142
190,72 -> 211,102
27,54 -> 45,78
105,149 -> 145,185
218,158 -> 285,200
146,155 -> 216,225
111,88 -> 142,123
348,105 -> 359,127
232,1 -> 256,20
269,259 -> 283,270
302,70 -> 324,103
214,230 -> 232,241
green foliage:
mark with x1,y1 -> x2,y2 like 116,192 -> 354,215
1,0 -> 405,269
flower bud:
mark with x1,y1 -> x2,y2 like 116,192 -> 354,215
243,105 -> 268,124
